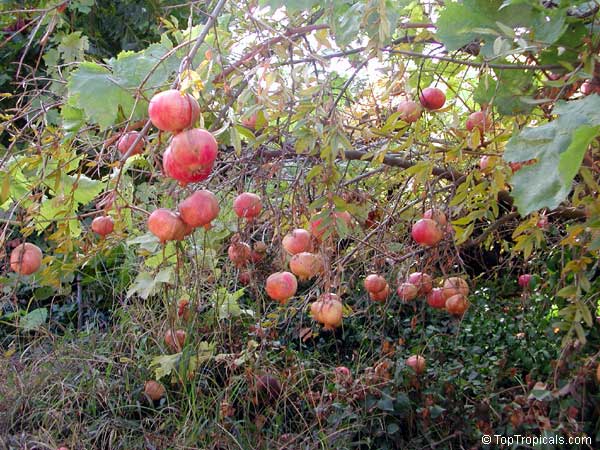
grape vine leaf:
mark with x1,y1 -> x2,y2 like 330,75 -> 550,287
20,308 -> 48,332
504,95 -> 600,215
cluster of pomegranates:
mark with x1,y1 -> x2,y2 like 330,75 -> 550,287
366,270 -> 470,316
397,86 -> 446,124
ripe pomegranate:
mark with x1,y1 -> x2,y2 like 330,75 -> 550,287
423,208 -> 447,226
233,192 -> 262,220
397,100 -> 422,123
334,366 -> 352,385
148,89 -> 200,132
537,216 -> 549,230
318,296 -> 343,330
310,211 -> 352,239
406,355 -> 426,375
419,87 -> 446,110
426,287 -> 446,309
228,241 -> 252,267
164,329 -> 186,352
364,274 -> 388,294
91,215 -> 114,237
411,218 -> 443,246
265,271 -> 298,303
282,229 -> 312,255
397,282 -> 419,302
117,131 -> 145,157
239,270 -> 252,285
241,114 -> 257,129
167,128 -> 218,183
442,277 -> 469,299
289,252 -> 324,281
466,111 -> 490,133
144,380 -> 166,401
255,374 -> 282,402
10,243 -> 42,275
147,208 -> 188,243
369,284 -> 390,302
445,294 -> 469,316
407,272 -> 433,295
177,298 -> 192,321
178,190 -> 219,229
518,274 -> 532,288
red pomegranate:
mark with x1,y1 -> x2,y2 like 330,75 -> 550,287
168,128 -> 218,181
426,288 -> 446,309
241,114 -> 257,129
369,285 -> 390,302
419,87 -> 446,110
397,100 -> 422,123
148,89 -> 200,132
282,229 -> 312,255
147,208 -> 188,243
233,192 -> 262,220
265,271 -> 298,303
91,215 -> 114,237
445,294 -> 469,316
228,241 -> 252,267
144,380 -> 166,401
407,272 -> 433,295
289,252 -> 324,281
423,208 -> 447,226
518,274 -> 532,288
397,282 -> 419,302
178,190 -> 220,229
117,131 -> 145,157
163,145 -> 213,185
406,355 -> 426,375
411,218 -> 443,246
442,277 -> 469,299
10,243 -> 43,275
466,111 -> 490,133
364,274 -> 388,294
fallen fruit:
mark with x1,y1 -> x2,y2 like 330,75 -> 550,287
164,329 -> 186,352
144,380 -> 166,401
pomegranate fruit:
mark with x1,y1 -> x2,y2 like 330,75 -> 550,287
10,243 -> 43,275
164,329 -> 186,352
91,215 -> 114,237
397,282 -> 419,302
423,208 -> 447,226
178,190 -> 219,229
241,114 -> 257,129
228,241 -> 252,267
445,294 -> 469,316
148,89 -> 200,132
250,241 -> 267,263
163,145 -> 209,185
442,277 -> 469,299
406,355 -> 426,375
407,272 -> 433,295
177,298 -> 192,321
334,366 -> 352,384
144,380 -> 166,401
479,155 -> 491,171
411,218 -> 443,246
233,192 -> 262,220
239,270 -> 252,285
147,208 -> 188,243
537,216 -> 549,229
397,100 -> 422,123
265,271 -> 298,303
364,274 -> 388,294
289,252 -> 324,281
369,284 -> 390,302
419,87 -> 446,110
426,288 -> 446,309
117,131 -> 145,157
466,111 -> 490,133
168,128 -> 218,182
318,296 -> 344,330
310,211 -> 352,239
282,229 -> 312,255
518,274 -> 532,288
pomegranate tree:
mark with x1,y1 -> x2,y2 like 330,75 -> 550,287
178,190 -> 220,229
406,355 -> 426,375
164,329 -> 186,352
147,209 -> 188,243
265,271 -> 298,303
91,215 -> 114,237
233,192 -> 262,220
282,229 -> 312,255
411,218 -> 443,246
117,131 -> 145,157
289,252 -> 324,281
419,87 -> 446,110
397,100 -> 422,123
10,242 -> 43,275
148,89 -> 200,132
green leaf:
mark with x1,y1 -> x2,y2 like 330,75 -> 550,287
127,268 -> 174,299
20,308 -> 48,332
57,31 -> 89,63
259,0 -> 320,13
149,353 -> 181,380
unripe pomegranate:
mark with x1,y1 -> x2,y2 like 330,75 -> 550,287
406,355 -> 426,375
91,215 -> 114,237
423,208 -> 447,226
364,274 -> 388,294
164,329 -> 186,352
310,211 -> 352,239
233,192 -> 262,220
282,229 -> 312,255
407,272 -> 433,295
117,131 -> 145,157
144,380 -> 166,401
318,297 -> 343,330
148,89 -> 200,132
518,274 -> 532,288
147,209 -> 187,243
411,218 -> 443,246
369,284 -> 390,302
419,87 -> 446,110
265,271 -> 298,303
397,282 -> 419,302
228,241 -> 252,267
466,111 -> 490,133
397,100 -> 422,123
442,277 -> 469,299
169,128 -> 218,180
10,243 -> 42,275
426,287 -> 446,309
445,294 -> 469,316
289,252 -> 324,281
178,190 -> 219,229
